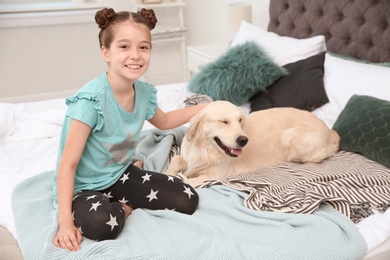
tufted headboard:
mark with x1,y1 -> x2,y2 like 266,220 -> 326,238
268,0 -> 390,63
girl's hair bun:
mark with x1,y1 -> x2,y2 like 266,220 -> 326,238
138,8 -> 158,30
95,8 -> 117,29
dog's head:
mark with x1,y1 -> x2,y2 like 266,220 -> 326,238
186,101 -> 248,158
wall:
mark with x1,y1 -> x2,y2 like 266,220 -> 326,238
0,0 -> 271,101
184,0 -> 270,46
105,0 -> 271,44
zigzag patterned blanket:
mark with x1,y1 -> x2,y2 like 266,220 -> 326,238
200,151 -> 390,224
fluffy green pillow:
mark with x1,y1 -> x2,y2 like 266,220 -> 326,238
188,41 -> 288,106
332,95 -> 390,168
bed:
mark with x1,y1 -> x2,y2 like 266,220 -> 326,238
2,0 -> 390,259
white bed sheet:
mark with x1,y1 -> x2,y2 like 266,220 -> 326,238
0,81 -> 389,254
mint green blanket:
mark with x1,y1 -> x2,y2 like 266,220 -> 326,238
12,129 -> 367,260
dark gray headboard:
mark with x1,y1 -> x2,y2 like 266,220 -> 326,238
268,0 -> 390,63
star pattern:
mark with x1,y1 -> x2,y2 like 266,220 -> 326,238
78,226 -> 84,234
146,189 -> 159,202
183,186 -> 194,199
118,197 -> 129,204
120,173 -> 130,184
72,169 -> 198,239
103,131 -> 137,167
89,201 -> 102,211
86,195 -> 97,201
106,214 -> 119,231
142,173 -> 152,184
103,191 -> 114,199
73,193 -> 81,201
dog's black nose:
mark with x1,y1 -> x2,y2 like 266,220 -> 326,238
236,136 -> 248,147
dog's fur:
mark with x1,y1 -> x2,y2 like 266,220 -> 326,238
165,101 -> 340,187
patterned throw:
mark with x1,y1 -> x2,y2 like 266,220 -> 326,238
200,151 -> 390,223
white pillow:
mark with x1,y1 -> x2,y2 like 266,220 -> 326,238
311,53 -> 390,128
230,21 -> 326,66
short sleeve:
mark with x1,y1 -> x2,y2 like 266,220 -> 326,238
65,93 -> 104,132
145,85 -> 158,120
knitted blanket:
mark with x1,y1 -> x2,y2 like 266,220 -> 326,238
12,171 -> 366,260
12,129 -> 367,259
132,127 -> 186,172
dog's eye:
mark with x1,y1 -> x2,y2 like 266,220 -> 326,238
219,120 -> 228,125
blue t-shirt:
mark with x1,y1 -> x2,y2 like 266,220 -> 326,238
53,73 -> 158,202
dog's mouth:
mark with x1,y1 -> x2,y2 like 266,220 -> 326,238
214,137 -> 243,157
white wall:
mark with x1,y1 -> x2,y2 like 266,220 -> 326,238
184,0 -> 270,46
108,0 -> 270,48
0,0 -> 271,98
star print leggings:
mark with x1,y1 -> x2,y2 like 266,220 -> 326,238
71,164 -> 199,241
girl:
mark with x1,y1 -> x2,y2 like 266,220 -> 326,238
53,8 -> 206,251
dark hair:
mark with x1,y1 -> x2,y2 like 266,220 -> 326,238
95,8 -> 158,48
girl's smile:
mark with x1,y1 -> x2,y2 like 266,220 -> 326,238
103,21 -> 151,83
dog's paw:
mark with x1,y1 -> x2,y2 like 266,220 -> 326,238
164,169 -> 179,176
165,155 -> 187,176
176,172 -> 188,181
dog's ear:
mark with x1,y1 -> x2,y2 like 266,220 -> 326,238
238,108 -> 246,128
186,112 -> 205,142
240,112 -> 246,128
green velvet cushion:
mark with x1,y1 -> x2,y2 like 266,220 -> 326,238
188,41 -> 288,106
332,95 -> 390,168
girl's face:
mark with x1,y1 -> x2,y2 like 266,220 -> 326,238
102,21 -> 151,82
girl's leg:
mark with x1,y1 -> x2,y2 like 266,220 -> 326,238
102,164 -> 199,214
72,190 -> 126,241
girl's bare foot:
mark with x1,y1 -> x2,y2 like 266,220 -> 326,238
123,204 -> 133,219
134,160 -> 143,169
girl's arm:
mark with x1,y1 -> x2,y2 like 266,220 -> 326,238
149,103 -> 208,130
53,119 -> 92,251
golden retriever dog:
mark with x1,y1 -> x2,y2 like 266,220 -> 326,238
165,101 -> 340,187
